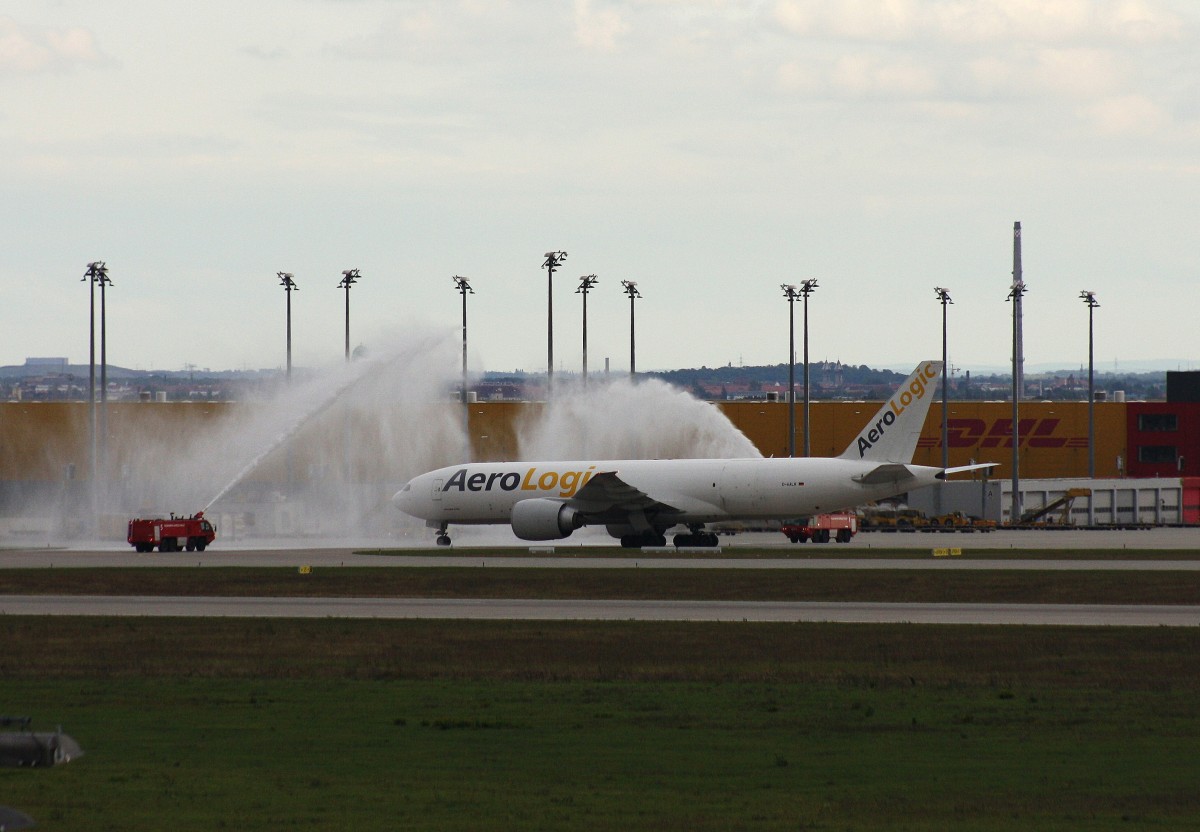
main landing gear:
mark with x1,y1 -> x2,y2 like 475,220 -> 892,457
617,528 -> 720,549
619,531 -> 667,549
672,527 -> 719,548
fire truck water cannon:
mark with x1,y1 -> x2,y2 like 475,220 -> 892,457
127,512 -> 217,553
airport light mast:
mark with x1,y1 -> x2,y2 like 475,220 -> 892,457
278,272 -> 298,381
453,275 -> 474,443
337,268 -> 361,362
621,280 -> 641,377
577,275 -> 598,385
799,279 -> 818,456
542,251 -> 567,394
82,261 -> 110,527
1007,224 -> 1027,524
935,287 -> 952,514
781,284 -> 800,458
1080,290 -> 1099,479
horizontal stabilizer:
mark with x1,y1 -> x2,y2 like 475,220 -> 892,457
853,463 -> 917,485
937,463 -> 999,480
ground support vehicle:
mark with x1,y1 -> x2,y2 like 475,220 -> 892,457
862,508 -> 928,532
127,512 -> 216,553
1015,488 -> 1093,528
926,511 -> 997,533
782,512 -> 858,543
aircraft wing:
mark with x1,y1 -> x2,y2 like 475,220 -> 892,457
852,463 -> 918,485
566,470 -> 684,520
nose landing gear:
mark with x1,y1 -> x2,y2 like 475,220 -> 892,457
435,524 -> 451,547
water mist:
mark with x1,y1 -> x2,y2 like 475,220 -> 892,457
517,376 -> 761,461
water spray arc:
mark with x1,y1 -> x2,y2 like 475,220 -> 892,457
201,336 -> 467,517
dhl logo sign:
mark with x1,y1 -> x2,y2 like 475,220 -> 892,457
917,418 -> 1088,450
443,466 -> 597,498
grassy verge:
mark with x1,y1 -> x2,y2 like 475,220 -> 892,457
2,619 -> 1199,831
3,566 -> 1200,604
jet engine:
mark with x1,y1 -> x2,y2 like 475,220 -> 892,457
510,498 -> 584,541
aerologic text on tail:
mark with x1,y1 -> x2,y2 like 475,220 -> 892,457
841,361 -> 941,464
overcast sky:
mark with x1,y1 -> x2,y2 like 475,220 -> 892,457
3,0 -> 1198,376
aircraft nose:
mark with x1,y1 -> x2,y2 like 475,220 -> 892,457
392,482 -> 412,510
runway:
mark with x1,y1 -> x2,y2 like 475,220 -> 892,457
3,549 -> 1200,571
2,594 -> 1197,626
3,528 -> 1198,626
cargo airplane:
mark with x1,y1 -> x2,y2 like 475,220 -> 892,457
393,361 -> 994,547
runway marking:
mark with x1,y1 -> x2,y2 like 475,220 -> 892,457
1,595 -> 1197,627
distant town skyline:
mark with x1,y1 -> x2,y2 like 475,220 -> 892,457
2,352 -> 1173,405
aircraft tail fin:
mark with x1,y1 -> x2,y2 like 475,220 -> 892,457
839,361 -> 942,464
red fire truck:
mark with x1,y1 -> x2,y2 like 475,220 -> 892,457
780,512 -> 858,543
127,512 -> 217,553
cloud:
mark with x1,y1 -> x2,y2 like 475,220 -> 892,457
574,0 -> 631,50
0,16 -> 108,74
1083,93 -> 1167,134
831,52 -> 938,97
771,0 -> 1184,44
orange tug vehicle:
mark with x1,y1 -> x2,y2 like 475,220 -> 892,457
781,512 -> 858,544
127,512 -> 217,553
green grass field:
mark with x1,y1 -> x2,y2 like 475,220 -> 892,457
3,617 -> 1200,831
3,564 -> 1200,603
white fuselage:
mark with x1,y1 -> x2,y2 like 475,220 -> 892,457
393,456 -> 942,527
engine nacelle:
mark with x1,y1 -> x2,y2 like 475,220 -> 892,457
510,498 -> 584,541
